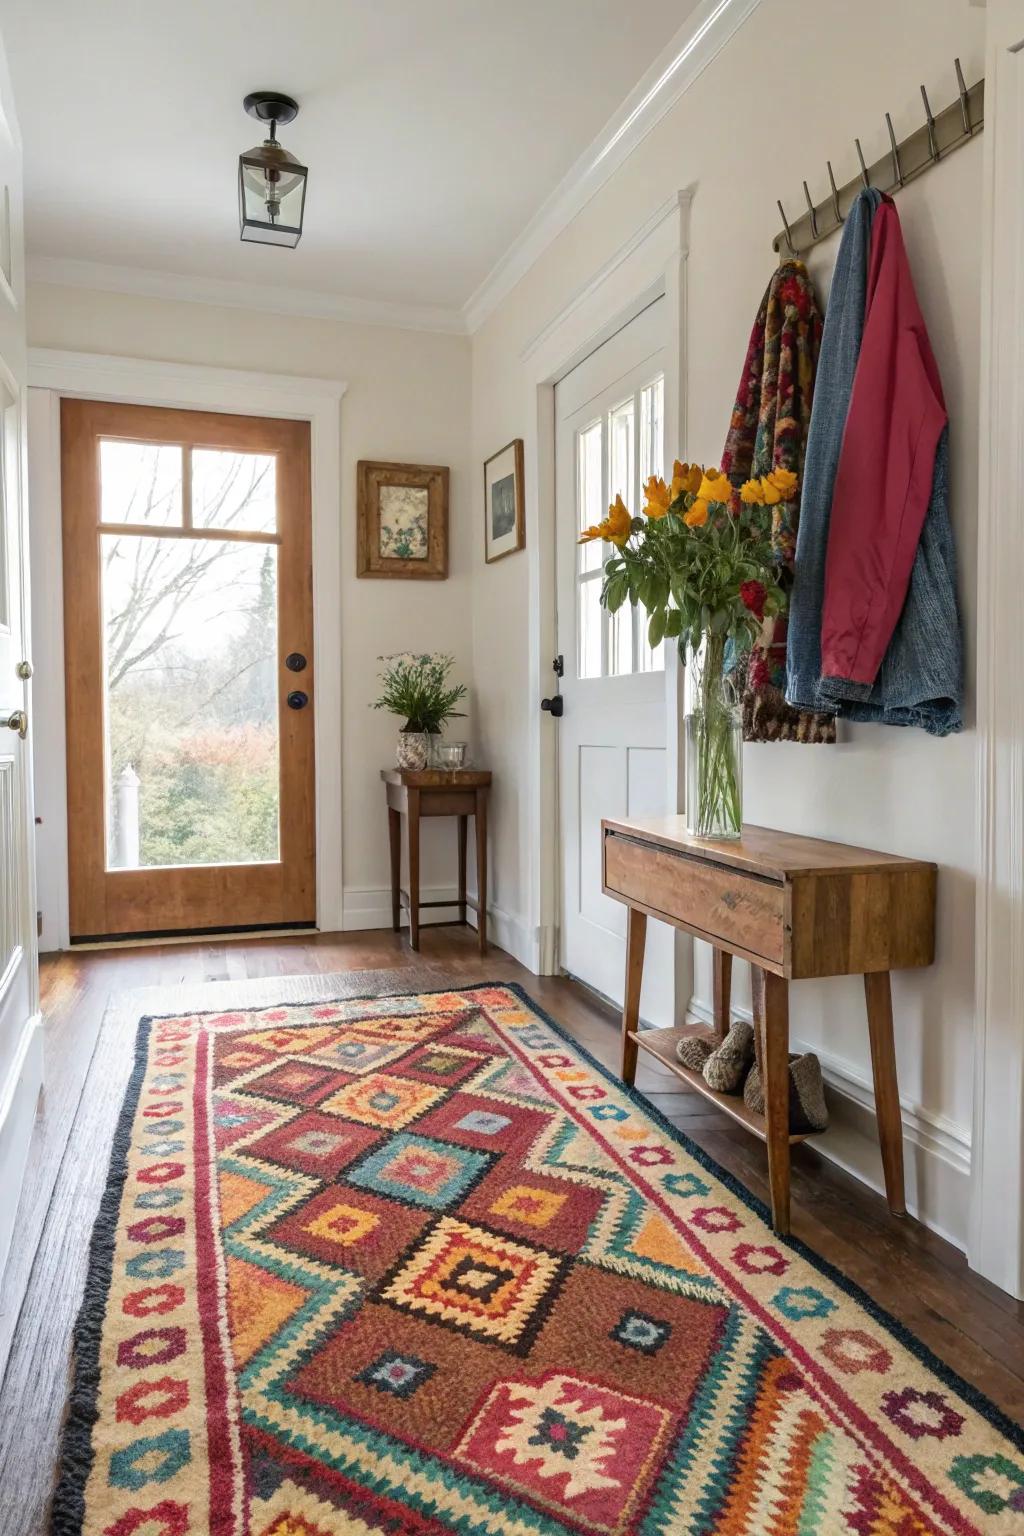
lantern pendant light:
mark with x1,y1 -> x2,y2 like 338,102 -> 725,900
238,92 -> 308,248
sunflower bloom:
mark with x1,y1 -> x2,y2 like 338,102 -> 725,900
642,476 -> 672,519
739,478 -> 765,505
606,493 -> 633,546
672,461 -> 703,498
697,470 -> 733,506
758,475 -> 783,505
765,467 -> 798,499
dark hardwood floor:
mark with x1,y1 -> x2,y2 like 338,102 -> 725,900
1,927 -> 1022,1535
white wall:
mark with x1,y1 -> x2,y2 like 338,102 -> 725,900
26,284 -> 474,942
469,0 -> 985,1245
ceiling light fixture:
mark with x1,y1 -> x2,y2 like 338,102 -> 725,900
238,92 -> 308,248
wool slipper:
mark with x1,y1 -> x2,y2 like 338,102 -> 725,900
675,1035 -> 714,1073
743,1052 -> 829,1133
702,1020 -> 755,1094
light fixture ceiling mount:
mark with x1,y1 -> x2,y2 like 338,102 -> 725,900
238,91 -> 307,248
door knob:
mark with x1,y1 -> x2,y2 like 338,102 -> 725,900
541,696 -> 564,718
286,690 -> 309,710
4,710 -> 27,738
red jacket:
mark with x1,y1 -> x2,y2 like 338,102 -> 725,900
820,198 -> 947,685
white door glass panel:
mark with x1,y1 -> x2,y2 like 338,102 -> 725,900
192,449 -> 277,533
570,373 -> 665,682
100,439 -> 182,526
554,296 -> 673,1027
102,533 -> 280,869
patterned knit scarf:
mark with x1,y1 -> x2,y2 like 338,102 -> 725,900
721,259 -> 835,744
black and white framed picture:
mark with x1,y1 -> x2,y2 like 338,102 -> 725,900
483,438 -> 525,563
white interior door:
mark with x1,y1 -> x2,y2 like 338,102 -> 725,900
0,53 -> 39,1291
554,299 -> 673,1024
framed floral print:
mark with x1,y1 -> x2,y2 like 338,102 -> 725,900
357,460 -> 449,579
483,438 -> 525,563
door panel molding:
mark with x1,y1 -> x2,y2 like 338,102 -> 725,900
27,351 -> 346,947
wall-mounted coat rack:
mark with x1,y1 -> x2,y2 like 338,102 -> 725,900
773,59 -> 984,258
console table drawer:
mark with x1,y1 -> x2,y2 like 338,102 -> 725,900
603,831 -> 786,965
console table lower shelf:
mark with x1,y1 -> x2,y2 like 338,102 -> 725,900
628,1022 -> 821,1146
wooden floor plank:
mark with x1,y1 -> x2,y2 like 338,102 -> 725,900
0,927 -> 1021,1536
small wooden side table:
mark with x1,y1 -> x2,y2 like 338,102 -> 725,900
602,816 -> 936,1235
381,768 -> 492,953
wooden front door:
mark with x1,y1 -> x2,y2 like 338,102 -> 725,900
61,400 -> 315,940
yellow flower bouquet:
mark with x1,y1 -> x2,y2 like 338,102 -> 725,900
582,463 -> 796,837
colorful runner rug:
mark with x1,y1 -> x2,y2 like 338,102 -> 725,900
53,983 -> 1023,1536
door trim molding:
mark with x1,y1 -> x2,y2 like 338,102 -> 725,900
520,191 -> 691,993
969,1 -> 1024,1299
26,349 -> 347,947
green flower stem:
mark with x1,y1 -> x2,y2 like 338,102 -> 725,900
690,634 -> 742,839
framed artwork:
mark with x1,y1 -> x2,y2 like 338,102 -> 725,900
483,438 -> 525,563
357,460 -> 449,579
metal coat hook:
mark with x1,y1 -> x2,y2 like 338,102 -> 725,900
772,62 -> 984,258
854,138 -> 870,189
826,161 -> 843,224
885,112 -> 904,187
920,84 -> 939,163
776,199 -> 799,258
954,57 -> 971,133
801,180 -> 819,239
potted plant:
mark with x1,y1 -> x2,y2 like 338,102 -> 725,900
581,463 -> 794,838
372,652 -> 468,770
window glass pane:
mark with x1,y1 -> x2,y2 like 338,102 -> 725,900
102,532 -> 280,869
100,440 -> 182,526
192,449 -> 277,533
609,397 -> 635,516
639,376 -> 664,488
578,576 -> 602,680
609,601 -> 634,676
577,420 -> 604,575
637,633 -> 665,673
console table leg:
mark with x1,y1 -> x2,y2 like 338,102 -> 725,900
713,949 -> 732,1041
457,814 -> 468,926
408,789 -> 421,951
621,907 -> 647,1085
864,971 -> 907,1216
758,969 -> 792,1236
388,807 -> 401,932
475,788 -> 488,955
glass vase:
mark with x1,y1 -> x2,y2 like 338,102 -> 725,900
685,635 -> 743,840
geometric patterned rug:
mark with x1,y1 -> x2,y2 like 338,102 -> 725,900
51,983 -> 1024,1535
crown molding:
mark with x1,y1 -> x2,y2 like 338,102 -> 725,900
27,254 -> 469,336
461,0 -> 763,334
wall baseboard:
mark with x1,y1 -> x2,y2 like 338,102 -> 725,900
341,885 -> 535,972
0,1011 -> 43,1298
687,996 -> 971,1251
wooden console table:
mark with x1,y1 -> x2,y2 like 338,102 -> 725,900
381,768 -> 491,953
602,816 -> 936,1235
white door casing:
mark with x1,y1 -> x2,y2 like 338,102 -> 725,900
554,298 -> 674,1023
969,0 -> 1024,1300
0,40 -> 40,1293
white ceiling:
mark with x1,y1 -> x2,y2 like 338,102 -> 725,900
0,0 -> 696,318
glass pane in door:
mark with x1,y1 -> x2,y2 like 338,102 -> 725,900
101,533 -> 280,869
192,449 -> 277,532
100,440 -> 182,526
